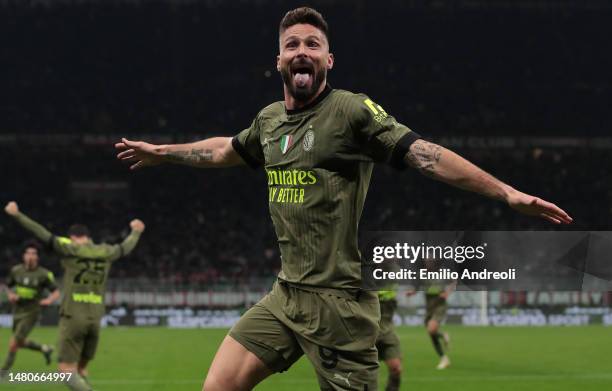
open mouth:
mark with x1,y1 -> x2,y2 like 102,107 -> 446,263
291,62 -> 314,88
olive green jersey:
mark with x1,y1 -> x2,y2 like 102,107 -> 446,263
233,86 -> 419,289
11,212 -> 142,319
7,264 -> 57,319
54,236 -> 141,318
424,279 -> 454,312
424,280 -> 446,297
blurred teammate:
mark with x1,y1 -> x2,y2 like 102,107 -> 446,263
424,281 -> 454,369
412,279 -> 455,370
115,7 -> 571,390
4,201 -> 145,391
376,289 -> 402,391
408,270 -> 456,369
1,241 -> 59,374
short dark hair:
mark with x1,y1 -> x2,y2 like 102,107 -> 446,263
68,224 -> 90,238
279,7 -> 329,42
22,239 -> 41,254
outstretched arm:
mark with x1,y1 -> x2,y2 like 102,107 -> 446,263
404,140 -> 573,224
115,137 -> 243,170
6,202 -> 84,257
121,219 -> 145,256
4,202 -> 54,242
108,219 -> 145,262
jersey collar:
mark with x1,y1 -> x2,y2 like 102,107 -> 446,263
24,264 -> 39,271
285,84 -> 332,116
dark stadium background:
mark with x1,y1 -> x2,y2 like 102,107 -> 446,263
0,0 -> 610,296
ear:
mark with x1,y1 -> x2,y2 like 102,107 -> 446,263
276,54 -> 281,72
327,53 -> 334,70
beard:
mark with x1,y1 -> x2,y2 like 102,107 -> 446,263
280,63 -> 327,104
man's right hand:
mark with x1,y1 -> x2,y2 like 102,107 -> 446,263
4,201 -> 19,216
130,219 -> 146,233
115,138 -> 165,170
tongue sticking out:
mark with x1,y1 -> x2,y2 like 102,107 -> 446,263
294,73 -> 311,88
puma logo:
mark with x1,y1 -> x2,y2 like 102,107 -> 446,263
333,372 -> 351,387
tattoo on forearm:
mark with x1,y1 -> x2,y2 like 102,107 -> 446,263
167,149 -> 213,164
404,140 -> 442,176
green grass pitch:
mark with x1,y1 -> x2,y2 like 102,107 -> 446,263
1,326 -> 611,390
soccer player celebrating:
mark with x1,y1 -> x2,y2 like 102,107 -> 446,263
115,7 -> 571,390
1,241 -> 59,374
4,201 -> 145,391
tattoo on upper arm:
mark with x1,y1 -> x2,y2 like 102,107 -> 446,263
167,149 -> 213,164
404,139 -> 442,176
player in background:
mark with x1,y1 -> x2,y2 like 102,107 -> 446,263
425,280 -> 455,369
4,201 -> 145,391
115,7 -> 572,390
376,289 -> 403,391
1,241 -> 59,374
408,279 -> 456,369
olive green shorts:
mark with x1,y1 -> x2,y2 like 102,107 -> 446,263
425,303 -> 448,324
12,313 -> 38,342
230,281 -> 380,390
57,315 -> 100,363
376,328 -> 401,361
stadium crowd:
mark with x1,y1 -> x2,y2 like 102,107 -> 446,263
1,146 -> 609,284
1,0 -> 610,136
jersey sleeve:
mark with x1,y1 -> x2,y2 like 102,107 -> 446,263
348,94 -> 421,169
231,114 -> 264,169
12,212 -> 53,244
51,237 -> 108,259
43,271 -> 58,291
107,230 -> 142,262
50,236 -> 81,256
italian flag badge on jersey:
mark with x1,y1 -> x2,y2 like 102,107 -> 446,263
280,135 -> 294,154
